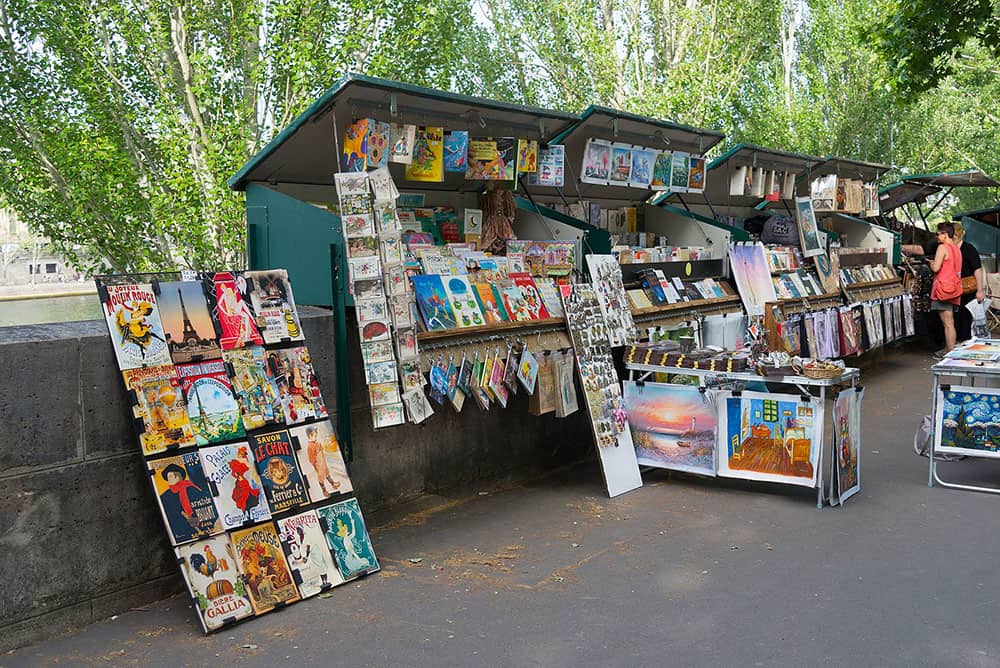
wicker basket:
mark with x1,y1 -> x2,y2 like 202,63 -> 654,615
793,363 -> 844,380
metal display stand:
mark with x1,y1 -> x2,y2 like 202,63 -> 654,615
928,360 -> 1000,494
625,362 -> 860,508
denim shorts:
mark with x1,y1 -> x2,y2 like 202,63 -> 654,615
930,300 -> 958,312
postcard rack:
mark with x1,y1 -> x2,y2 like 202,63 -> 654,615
415,316 -> 571,365
776,292 -> 843,316
624,359 -> 860,508
842,277 -> 904,303
630,295 -> 743,329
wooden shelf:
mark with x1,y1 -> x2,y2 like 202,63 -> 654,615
842,277 -> 901,290
416,317 -> 565,342
630,294 -> 742,317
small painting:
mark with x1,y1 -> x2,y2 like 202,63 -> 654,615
623,382 -> 717,476
935,385 -> 1000,459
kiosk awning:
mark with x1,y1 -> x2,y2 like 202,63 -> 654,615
809,156 -> 892,184
534,105 -> 724,203
228,73 -> 578,191
880,170 -> 999,216
955,204 -> 1000,227
907,169 -> 1000,189
878,180 -> 943,213
703,143 -> 824,207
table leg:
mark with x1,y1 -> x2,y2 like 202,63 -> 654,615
928,374 -> 938,488
817,386 -> 826,509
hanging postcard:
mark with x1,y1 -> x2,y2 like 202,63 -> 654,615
404,126 -> 444,182
230,523 -> 301,614
388,123 -> 416,164
443,130 -> 469,173
496,137 -> 517,180
629,148 -> 656,188
581,138 -> 612,185
669,151 -> 690,192
527,144 -> 565,187
365,119 -> 390,171
516,348 -> 539,394
623,381 -> 717,476
342,119 -> 369,172
717,390 -> 823,488
651,151 -> 671,190
687,156 -> 706,193
176,535 -> 254,632
517,139 -> 538,173
101,282 -> 172,370
608,143 -> 632,186
795,196 -> 825,258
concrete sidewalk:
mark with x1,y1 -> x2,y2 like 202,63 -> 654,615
6,347 -> 1000,667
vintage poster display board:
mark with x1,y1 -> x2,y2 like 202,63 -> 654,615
560,283 -> 642,497
96,270 -> 379,634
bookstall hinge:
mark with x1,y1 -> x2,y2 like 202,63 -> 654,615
800,394 -> 812,403
290,434 -> 301,451
940,384 -> 950,392
389,93 -> 397,118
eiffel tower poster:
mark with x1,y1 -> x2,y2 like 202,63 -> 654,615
159,280 -> 222,363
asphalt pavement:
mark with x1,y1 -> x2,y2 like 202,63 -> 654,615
5,346 -> 1000,668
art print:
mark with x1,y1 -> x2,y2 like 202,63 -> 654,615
728,242 -> 778,317
349,256 -> 381,282
250,430 -> 309,512
342,119 -> 368,172
581,138 -> 611,184
367,167 -> 399,205
380,236 -> 403,265
390,295 -> 414,329
264,346 -> 327,423
384,264 -> 408,297
316,499 -> 380,580
231,523 -> 301,613
609,143 -> 632,185
177,359 -> 245,445
629,148 -> 656,188
223,346 -> 283,430
814,252 -> 840,295
343,214 -> 375,238
361,340 -> 394,364
148,453 -> 222,545
356,297 -> 389,324
687,156 -> 706,193
388,123 -> 416,164
404,126 -> 444,182
200,442 -> 271,529
373,402 -> 405,429
397,328 -> 419,360
157,280 -> 221,363
401,361 -> 423,392
527,145 -> 564,187
369,381 -> 402,407
359,318 -> 391,344
403,388 -> 434,424
366,120 -> 390,171
833,387 -> 863,503
365,360 -> 397,385
203,272 -> 263,350
651,151 -> 672,190
934,385 -> 1000,458
795,196 -> 824,258
288,420 -> 352,501
334,171 -> 370,197
177,535 -> 254,632
669,151 -> 690,192
243,269 -> 304,344
718,391 -> 822,487
122,364 -> 197,455
277,510 -> 344,598
347,235 -> 379,260
517,139 -> 538,173
102,282 -> 172,369
374,202 -> 401,234
623,382 -> 717,476
353,278 -> 385,302
443,130 -> 469,173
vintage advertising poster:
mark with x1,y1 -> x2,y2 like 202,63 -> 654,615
526,144 -> 564,187
443,275 -> 486,328
795,196 -> 825,258
934,385 -> 1000,459
157,280 -> 221,363
342,118 -> 368,172
718,391 -> 823,487
231,522 -> 302,614
102,282 -> 172,370
148,452 -> 222,545
650,151 -> 672,190
223,346 -> 284,430
203,272 -> 263,350
404,126 -> 444,182
250,430 -> 310,513
200,442 -> 271,529
243,269 -> 304,344
277,510 -> 344,598
290,420 -> 353,503
411,274 -> 458,331
388,123 -> 416,164
581,138 -> 611,184
316,499 -> 380,580
443,130 -> 469,173
263,346 -> 327,424
728,242 -> 778,317
177,359 -> 246,445
623,382 -> 717,476
833,387 -> 863,504
122,364 -> 197,455
176,535 -> 254,632
366,119 -> 390,170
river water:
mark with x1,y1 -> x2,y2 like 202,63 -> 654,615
0,295 -> 102,327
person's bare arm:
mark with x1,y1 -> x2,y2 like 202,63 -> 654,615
930,245 -> 947,273
901,244 -> 925,256
976,267 -> 985,302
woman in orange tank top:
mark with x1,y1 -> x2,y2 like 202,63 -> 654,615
930,222 -> 963,353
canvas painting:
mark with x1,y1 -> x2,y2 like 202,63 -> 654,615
718,391 -> 823,487
629,148 -> 656,188
729,243 -> 778,317
833,387 -> 863,504
935,385 -> 1000,459
795,196 -> 824,258
581,138 -> 611,184
623,382 -> 717,476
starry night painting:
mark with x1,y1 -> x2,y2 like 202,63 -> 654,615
935,386 -> 1000,459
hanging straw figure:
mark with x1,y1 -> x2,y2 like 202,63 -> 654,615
479,182 -> 517,255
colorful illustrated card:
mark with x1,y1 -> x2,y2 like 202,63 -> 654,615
223,346 -> 284,430
264,346 -> 327,424
177,359 -> 246,445
581,138 -> 611,184
177,535 -> 254,633
517,348 -> 539,394
527,144 -> 565,187
289,420 -> 353,502
200,442 -> 272,529
388,123 -> 416,164
443,130 -> 469,173
202,272 -> 263,350
342,119 -> 368,172
404,126 -> 444,182
123,364 -> 197,455
443,275 -> 486,328
243,269 -> 304,344
366,119 -> 390,170
316,498 -> 380,580
157,280 -> 221,363
102,282 -> 172,369
250,430 -> 310,513
412,274 -> 458,330
277,510 -> 344,598
148,452 -> 222,545
231,522 -> 302,614
517,139 -> 538,173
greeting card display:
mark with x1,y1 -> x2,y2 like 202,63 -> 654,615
316,499 -> 380,580
200,442 -> 272,529
277,510 -> 344,598
177,535 -> 254,632
122,364 -> 197,455
101,282 -> 172,369
231,523 -> 301,613
148,453 -> 222,545
178,359 -> 246,445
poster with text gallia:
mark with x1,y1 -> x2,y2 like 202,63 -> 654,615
316,498 -> 380,580
148,452 -> 222,545
277,510 -> 345,599
231,522 -> 302,614
101,282 -> 172,370
176,535 -> 254,633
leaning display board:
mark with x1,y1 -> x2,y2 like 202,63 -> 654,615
96,269 -> 379,634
